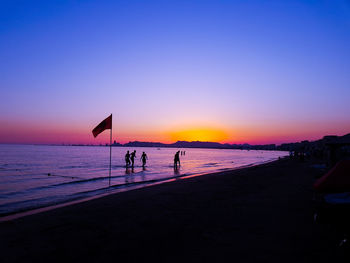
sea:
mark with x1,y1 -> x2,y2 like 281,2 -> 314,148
0,144 -> 288,216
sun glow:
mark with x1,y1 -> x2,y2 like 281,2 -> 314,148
168,128 -> 228,142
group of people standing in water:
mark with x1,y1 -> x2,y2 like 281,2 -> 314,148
124,150 -> 185,170
125,150 -> 148,168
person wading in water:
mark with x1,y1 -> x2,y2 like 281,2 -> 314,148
125,151 -> 131,168
174,151 -> 180,170
130,150 -> 136,168
140,152 -> 148,168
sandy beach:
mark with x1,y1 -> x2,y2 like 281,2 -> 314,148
0,158 -> 346,262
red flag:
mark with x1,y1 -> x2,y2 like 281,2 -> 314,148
92,114 -> 112,138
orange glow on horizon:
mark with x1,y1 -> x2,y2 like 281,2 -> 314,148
0,119 -> 349,145
167,128 -> 229,143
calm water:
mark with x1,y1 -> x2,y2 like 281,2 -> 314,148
0,144 -> 288,215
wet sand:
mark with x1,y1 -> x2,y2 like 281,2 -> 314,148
0,158 -> 345,262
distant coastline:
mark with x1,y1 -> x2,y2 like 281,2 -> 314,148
25,133 -> 349,152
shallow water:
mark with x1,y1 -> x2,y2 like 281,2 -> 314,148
0,144 -> 288,215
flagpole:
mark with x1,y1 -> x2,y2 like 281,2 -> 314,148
109,114 -> 112,187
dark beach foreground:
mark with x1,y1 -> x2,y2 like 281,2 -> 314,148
0,158 -> 346,262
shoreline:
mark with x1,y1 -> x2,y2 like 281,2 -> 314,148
0,158 -> 280,222
0,157 -> 344,262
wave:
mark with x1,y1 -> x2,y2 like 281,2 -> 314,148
0,173 -> 190,216
203,162 -> 219,167
0,171 -> 151,198
59,165 -> 91,169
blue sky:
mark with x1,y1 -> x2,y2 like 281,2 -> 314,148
1,0 -> 349,144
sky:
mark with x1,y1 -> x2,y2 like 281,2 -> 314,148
0,0 -> 349,145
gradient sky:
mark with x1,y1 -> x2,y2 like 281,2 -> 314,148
1,0 -> 349,145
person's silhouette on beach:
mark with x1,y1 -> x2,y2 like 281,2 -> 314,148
130,150 -> 136,167
125,151 -> 131,167
140,152 -> 148,168
174,151 -> 180,170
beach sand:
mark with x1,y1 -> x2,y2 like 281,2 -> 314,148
0,158 -> 346,262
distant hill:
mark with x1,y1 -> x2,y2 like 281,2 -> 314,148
64,133 -> 350,151
117,140 -> 277,151
114,133 -> 350,151
278,133 -> 350,151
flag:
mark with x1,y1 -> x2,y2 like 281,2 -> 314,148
92,114 -> 112,138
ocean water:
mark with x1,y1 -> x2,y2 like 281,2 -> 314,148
0,144 -> 288,216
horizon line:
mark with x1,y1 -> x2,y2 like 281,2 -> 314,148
2,133 -> 347,148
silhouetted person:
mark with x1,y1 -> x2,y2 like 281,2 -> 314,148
184,151 -> 185,156
130,150 -> 136,167
140,152 -> 148,168
125,151 -> 131,167
174,151 -> 180,169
